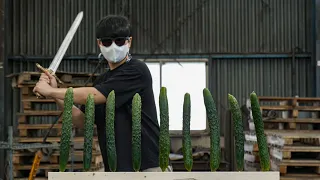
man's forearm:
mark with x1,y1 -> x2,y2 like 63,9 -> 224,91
49,87 -> 106,105
54,98 -> 64,110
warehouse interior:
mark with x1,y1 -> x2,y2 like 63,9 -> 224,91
0,0 -> 320,180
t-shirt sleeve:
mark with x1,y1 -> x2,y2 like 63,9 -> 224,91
94,68 -> 144,108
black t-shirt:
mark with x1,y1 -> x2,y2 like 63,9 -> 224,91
80,58 -> 160,172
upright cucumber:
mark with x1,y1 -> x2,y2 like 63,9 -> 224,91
159,87 -> 170,172
83,93 -> 95,171
228,94 -> 244,171
202,88 -> 220,171
132,93 -> 142,172
106,90 -> 117,172
250,91 -> 270,171
59,87 -> 74,172
182,93 -> 193,172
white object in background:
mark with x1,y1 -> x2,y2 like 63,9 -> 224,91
146,62 -> 207,131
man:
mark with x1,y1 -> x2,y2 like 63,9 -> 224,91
33,15 -> 172,172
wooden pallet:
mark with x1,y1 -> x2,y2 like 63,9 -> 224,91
280,173 -> 320,180
13,150 -> 103,165
263,118 -> 320,130
17,123 -> 98,137
279,143 -> 320,159
264,130 -> 320,145
13,137 -> 100,152
8,71 -> 99,87
259,97 -> 320,117
279,159 -> 320,175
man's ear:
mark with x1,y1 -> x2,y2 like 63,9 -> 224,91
128,37 -> 132,48
97,39 -> 102,47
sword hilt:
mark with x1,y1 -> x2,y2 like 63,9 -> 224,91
34,63 -> 64,99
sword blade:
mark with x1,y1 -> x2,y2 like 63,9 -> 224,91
48,11 -> 84,73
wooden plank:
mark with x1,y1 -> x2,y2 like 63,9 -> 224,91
295,97 -> 320,101
14,137 -> 99,143
47,172 -> 280,180
14,163 -> 101,170
265,130 -> 320,138
282,145 -> 320,152
14,150 -> 101,157
21,97 -> 56,102
18,124 -> 97,129
261,106 -> 293,110
281,159 -> 320,166
264,118 -> 320,123
258,96 -> 320,102
258,96 -> 294,101
261,106 -> 320,111
17,110 -> 62,116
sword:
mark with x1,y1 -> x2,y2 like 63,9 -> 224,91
34,11 -> 84,98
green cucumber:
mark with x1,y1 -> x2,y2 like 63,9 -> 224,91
203,88 -> 220,171
83,93 -> 95,171
59,87 -> 74,172
182,93 -> 193,171
250,91 -> 270,171
228,94 -> 244,171
132,93 -> 142,172
106,90 -> 117,172
159,87 -> 170,172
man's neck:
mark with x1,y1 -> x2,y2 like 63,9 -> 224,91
108,55 -> 129,70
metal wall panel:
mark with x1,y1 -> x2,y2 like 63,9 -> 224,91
209,57 -> 313,134
6,0 -> 312,55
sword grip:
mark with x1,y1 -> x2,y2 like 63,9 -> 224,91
34,63 -> 64,99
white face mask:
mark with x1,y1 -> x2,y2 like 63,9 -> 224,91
100,42 -> 130,63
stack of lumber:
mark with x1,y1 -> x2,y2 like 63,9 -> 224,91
252,96 -> 320,180
8,71 -> 104,179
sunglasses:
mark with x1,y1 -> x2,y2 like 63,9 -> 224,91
99,37 -> 130,47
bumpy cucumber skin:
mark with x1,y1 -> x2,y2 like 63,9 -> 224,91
106,90 -> 117,172
202,88 -> 220,171
159,87 -> 170,172
228,94 -> 244,171
250,91 -> 270,171
182,93 -> 193,172
132,93 -> 142,172
83,93 -> 95,171
59,87 -> 74,172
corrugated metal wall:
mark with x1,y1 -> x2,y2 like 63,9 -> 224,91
6,0 -> 312,55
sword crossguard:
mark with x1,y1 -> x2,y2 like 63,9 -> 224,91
34,63 -> 64,99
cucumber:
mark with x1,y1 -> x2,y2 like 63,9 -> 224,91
59,87 -> 74,172
132,93 -> 142,172
106,90 -> 117,172
83,93 -> 95,171
250,91 -> 270,171
182,93 -> 193,172
202,88 -> 220,171
228,94 -> 244,171
159,87 -> 170,172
